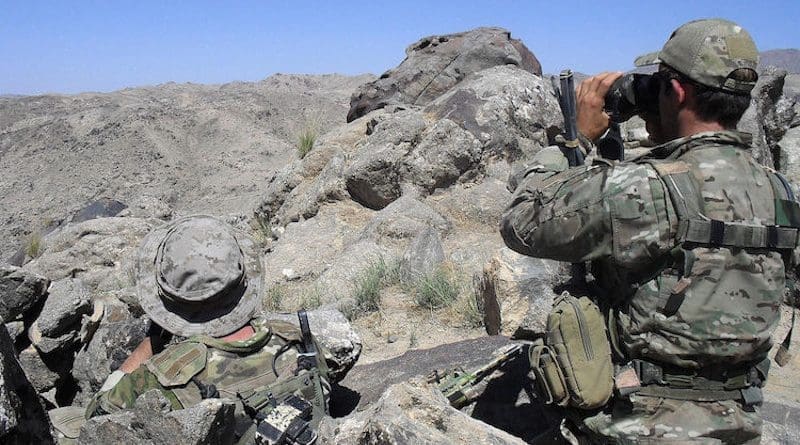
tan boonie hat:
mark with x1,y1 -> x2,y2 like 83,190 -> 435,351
634,18 -> 758,94
136,215 -> 263,337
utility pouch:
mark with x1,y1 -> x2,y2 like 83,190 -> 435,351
531,294 -> 614,409
529,341 -> 568,405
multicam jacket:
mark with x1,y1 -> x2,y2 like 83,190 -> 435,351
502,130 -> 798,370
86,317 -> 330,439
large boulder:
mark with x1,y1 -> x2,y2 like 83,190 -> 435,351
78,390 -> 236,445
400,226 -> 445,281
360,195 -> 452,244
347,27 -> 541,122
0,264 -> 49,321
319,380 -> 528,445
29,278 -> 93,354
779,125 -> 800,186
0,325 -> 54,444
22,217 -> 159,294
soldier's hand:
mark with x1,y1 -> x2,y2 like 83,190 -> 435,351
576,72 -> 623,142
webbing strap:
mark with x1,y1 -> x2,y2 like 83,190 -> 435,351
682,219 -> 799,249
649,161 -> 800,250
636,385 -> 746,402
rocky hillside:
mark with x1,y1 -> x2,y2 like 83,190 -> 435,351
1,27 -> 800,444
0,74 -> 373,262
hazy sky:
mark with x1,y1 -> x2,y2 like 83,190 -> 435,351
2,0 -> 798,95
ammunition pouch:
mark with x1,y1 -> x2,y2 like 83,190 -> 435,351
529,294 -> 614,409
628,358 -> 769,406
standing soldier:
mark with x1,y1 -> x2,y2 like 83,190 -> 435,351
502,18 -> 798,444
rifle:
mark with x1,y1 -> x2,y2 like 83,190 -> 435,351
551,69 -> 588,286
428,343 -> 522,409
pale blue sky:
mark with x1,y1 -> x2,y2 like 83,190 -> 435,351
1,0 -> 798,95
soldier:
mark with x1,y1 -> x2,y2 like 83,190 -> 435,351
82,215 -> 330,444
501,19 -> 798,444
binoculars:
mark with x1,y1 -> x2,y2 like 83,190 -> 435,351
604,73 -> 662,123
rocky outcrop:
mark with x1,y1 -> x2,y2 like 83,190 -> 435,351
0,264 -> 49,322
319,380 -> 527,445
347,27 -> 542,122
78,390 -> 236,445
0,325 -> 54,444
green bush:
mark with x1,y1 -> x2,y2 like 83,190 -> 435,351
265,285 -> 286,311
296,126 -> 317,158
26,233 -> 43,259
415,267 -> 460,310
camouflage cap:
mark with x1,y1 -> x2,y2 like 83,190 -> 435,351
136,215 -> 263,337
634,18 -> 758,94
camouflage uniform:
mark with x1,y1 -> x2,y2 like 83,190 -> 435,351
501,130 -> 796,444
86,316 -> 330,443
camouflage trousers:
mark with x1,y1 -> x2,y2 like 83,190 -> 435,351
565,394 -> 761,444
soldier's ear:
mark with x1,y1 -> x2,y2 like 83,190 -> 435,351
670,78 -> 687,105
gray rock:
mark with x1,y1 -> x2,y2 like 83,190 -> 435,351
0,324 -> 55,444
22,217 -> 159,294
426,65 -> 561,157
320,379 -> 527,445
3,321 -> 24,342
344,111 -> 427,209
72,297 -> 148,405
347,27 -> 541,122
79,389 -> 236,445
275,150 -> 349,224
34,278 -> 92,337
779,125 -> 800,187
361,195 -> 451,244
70,198 -> 128,224
315,239 -> 391,303
0,264 -> 50,321
738,66 -> 795,167
478,248 -> 563,338
17,346 -> 62,393
117,195 -> 173,220
406,119 -> 483,193
264,308 -> 362,383
427,178 -> 511,227
254,159 -> 305,226
401,226 -> 445,281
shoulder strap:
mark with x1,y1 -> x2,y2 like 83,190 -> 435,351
646,160 -> 800,250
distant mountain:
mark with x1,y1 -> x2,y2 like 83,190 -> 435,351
759,49 -> 800,74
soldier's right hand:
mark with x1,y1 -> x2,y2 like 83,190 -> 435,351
576,72 -> 623,142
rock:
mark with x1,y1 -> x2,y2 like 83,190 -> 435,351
0,324 -> 55,444
427,178 -> 511,227
72,297 -> 148,406
22,217 -> 159,294
274,150 -> 349,224
0,264 -> 50,321
478,248 -> 563,338
347,27 -> 541,122
779,125 -> 800,186
78,390 -> 237,445
3,321 -> 24,343
400,226 -> 445,281
426,65 -> 561,157
264,308 -> 362,383
405,119 -> 483,193
344,110 -> 427,209
361,195 -> 451,244
319,380 -> 528,445
738,66 -> 794,167
34,278 -> 92,338
17,346 -> 63,394
70,198 -> 128,224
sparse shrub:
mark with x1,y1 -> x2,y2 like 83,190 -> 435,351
300,287 -> 323,310
351,258 -> 388,316
26,233 -> 43,259
296,125 -> 317,158
409,330 -> 418,349
265,285 -> 287,312
415,266 -> 460,310
250,215 -> 273,243
455,292 -> 485,328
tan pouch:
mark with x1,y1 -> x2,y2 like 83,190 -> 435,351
539,294 -> 613,409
